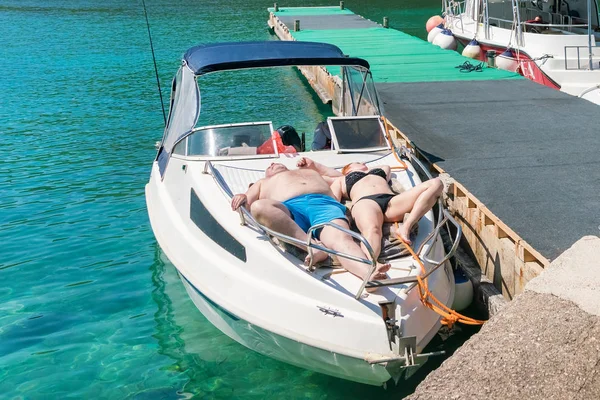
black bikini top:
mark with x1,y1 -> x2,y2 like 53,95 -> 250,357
345,168 -> 387,195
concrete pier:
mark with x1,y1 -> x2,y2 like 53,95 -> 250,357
406,235 -> 600,400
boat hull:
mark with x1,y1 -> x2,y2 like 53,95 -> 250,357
455,37 -> 561,90
145,153 -> 454,387
446,13 -> 600,104
177,268 -> 395,386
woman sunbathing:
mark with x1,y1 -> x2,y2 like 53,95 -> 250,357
297,157 -> 443,263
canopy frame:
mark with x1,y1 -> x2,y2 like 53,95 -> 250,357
156,41 -> 377,177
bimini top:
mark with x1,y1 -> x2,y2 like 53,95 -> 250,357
184,41 -> 371,76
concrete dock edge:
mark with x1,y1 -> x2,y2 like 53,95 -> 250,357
405,235 -> 600,400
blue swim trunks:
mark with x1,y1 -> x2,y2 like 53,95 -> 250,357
282,193 -> 348,238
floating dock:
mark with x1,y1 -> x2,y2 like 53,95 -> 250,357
268,6 -> 600,301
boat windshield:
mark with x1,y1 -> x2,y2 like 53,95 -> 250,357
157,41 -> 383,174
174,122 -> 276,157
341,66 -> 382,117
328,116 -> 389,152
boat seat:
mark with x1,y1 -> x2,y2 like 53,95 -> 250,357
212,163 -> 264,196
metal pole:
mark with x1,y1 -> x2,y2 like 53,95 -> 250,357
512,0 -> 523,47
141,0 -> 167,126
588,0 -> 593,69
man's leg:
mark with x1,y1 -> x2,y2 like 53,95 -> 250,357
251,199 -> 327,264
251,199 -> 305,239
319,219 -> 390,281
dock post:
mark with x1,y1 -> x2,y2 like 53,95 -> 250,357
383,16 -> 389,28
340,1 -> 344,10
274,3 -> 278,12
294,19 -> 300,31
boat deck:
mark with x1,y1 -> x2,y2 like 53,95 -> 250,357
268,6 -> 600,298
210,152 -> 453,334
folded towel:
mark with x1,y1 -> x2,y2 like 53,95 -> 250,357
378,221 -> 419,262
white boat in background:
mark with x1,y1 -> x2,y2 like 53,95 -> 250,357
145,41 -> 462,386
444,0 -> 600,105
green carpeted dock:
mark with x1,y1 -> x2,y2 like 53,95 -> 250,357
268,6 -> 521,83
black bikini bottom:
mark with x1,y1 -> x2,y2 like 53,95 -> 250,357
354,193 -> 395,213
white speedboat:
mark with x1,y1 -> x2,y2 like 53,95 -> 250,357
145,41 -> 461,386
444,0 -> 600,104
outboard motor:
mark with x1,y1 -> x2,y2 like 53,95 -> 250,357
277,125 -> 302,152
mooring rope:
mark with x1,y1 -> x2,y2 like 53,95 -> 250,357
455,61 -> 485,72
394,222 -> 486,328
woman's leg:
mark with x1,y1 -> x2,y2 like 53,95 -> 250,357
320,219 -> 390,281
384,177 -> 444,243
351,199 -> 385,262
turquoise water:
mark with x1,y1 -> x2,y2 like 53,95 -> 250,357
0,0 -> 477,398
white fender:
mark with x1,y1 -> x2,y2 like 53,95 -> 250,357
451,268 -> 473,312
432,29 -> 457,50
462,39 -> 482,59
496,48 -> 519,72
427,23 -> 444,43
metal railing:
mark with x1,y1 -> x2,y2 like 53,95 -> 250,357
564,45 -> 600,70
445,1 -> 592,39
306,222 -> 377,299
392,146 -> 463,284
421,210 -> 462,281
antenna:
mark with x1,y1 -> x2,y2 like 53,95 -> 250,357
142,0 -> 167,126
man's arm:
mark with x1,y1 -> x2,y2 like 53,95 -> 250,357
297,157 -> 343,178
231,179 -> 263,210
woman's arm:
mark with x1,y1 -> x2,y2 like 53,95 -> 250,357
330,177 -> 345,202
297,157 -> 343,178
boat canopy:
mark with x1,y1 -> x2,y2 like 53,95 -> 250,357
184,41 -> 370,76
157,41 -> 377,176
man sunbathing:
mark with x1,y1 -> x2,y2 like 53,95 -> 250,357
231,162 -> 390,281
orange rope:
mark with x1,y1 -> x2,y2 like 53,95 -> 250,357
381,116 -> 408,171
394,222 -> 486,328
383,116 -> 485,326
